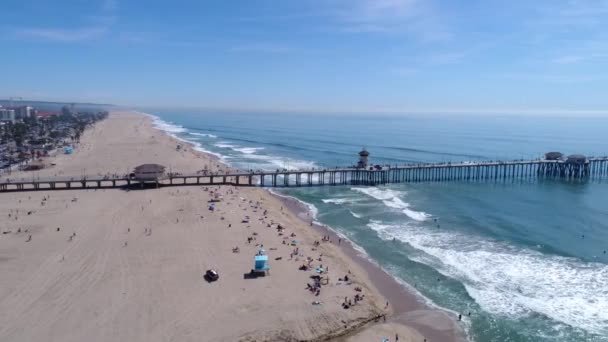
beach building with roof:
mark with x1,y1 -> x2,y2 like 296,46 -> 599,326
133,164 -> 166,181
23,160 -> 46,171
566,154 -> 587,164
544,152 -> 563,160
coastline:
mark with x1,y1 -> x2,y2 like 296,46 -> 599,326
272,189 -> 467,342
0,110 -> 465,342
145,111 -> 467,341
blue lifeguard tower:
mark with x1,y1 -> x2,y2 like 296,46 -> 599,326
254,255 -> 270,274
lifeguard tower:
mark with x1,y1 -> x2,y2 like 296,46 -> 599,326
357,148 -> 369,169
253,249 -> 270,275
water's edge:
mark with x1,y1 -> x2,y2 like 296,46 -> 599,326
139,111 -> 468,342
271,188 -> 469,341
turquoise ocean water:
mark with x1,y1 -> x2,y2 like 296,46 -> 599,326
145,110 -> 608,342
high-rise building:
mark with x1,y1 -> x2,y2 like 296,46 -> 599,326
14,106 -> 33,119
0,108 -> 16,123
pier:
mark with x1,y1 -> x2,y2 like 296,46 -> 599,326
2,157 -> 608,193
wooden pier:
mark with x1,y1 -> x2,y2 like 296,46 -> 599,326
1,157 -> 608,193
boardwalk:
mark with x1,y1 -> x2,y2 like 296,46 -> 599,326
2,157 -> 608,193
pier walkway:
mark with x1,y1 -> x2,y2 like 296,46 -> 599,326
2,157 -> 608,193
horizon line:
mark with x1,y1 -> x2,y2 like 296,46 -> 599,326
3,98 -> 608,117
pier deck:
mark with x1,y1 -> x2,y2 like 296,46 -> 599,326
1,157 -> 608,193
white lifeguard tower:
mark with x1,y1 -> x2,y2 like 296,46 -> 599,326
357,148 -> 369,168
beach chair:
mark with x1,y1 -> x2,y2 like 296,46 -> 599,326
254,255 -> 270,275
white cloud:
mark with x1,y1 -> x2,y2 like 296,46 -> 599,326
344,0 -> 421,23
13,0 -> 117,43
17,27 -> 108,42
552,55 -> 586,64
495,72 -> 602,84
230,43 -> 293,53
389,67 -> 419,75
117,31 -> 197,47
429,51 -> 467,64
326,0 -> 451,41
102,0 -> 118,12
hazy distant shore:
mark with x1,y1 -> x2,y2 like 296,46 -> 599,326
0,111 -> 464,342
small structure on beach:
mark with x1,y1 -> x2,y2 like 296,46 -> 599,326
133,164 -> 166,181
544,152 -> 563,160
23,160 -> 46,171
357,148 -> 369,169
254,254 -> 270,274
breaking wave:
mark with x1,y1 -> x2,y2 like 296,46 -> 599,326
351,187 -> 430,221
367,221 -> 608,336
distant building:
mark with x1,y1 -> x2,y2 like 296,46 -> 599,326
0,108 -> 16,123
566,154 -> 587,164
13,106 -> 34,119
357,148 -> 370,168
544,152 -> 563,160
133,164 -> 166,181
36,112 -> 59,119
23,160 -> 46,171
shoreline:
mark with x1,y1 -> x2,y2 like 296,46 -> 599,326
0,110 -> 465,342
145,111 -> 467,341
1,111 -> 392,342
273,189 -> 467,342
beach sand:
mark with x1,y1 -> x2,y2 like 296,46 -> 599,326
0,112 -> 463,342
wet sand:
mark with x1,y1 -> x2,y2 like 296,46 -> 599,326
276,192 -> 466,342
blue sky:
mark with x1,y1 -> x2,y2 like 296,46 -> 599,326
1,0 -> 607,114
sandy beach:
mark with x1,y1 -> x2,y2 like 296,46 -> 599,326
0,112 -> 463,342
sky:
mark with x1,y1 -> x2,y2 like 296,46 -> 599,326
1,0 -> 608,114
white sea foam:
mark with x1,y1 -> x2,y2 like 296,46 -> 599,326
150,116 -> 187,134
214,142 -> 238,149
267,189 -> 318,219
245,154 -> 316,171
233,147 -> 265,155
351,187 -> 404,200
189,132 -> 217,138
349,210 -> 363,219
191,144 -> 224,159
141,113 -> 315,173
351,187 -> 430,221
212,140 -> 317,171
321,198 -> 356,205
142,113 -> 226,160
367,221 -> 608,335
213,142 -> 264,155
213,141 -> 264,154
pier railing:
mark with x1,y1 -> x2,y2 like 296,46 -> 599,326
1,157 -> 608,192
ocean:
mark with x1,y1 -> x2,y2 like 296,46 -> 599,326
144,109 -> 608,342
